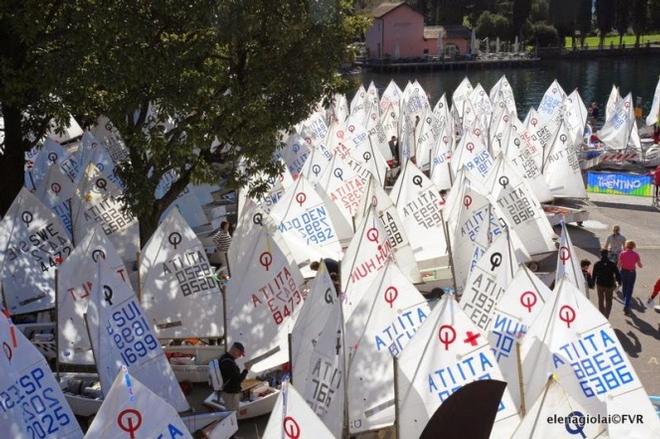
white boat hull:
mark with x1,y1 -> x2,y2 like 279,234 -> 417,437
59,372 -> 237,437
203,388 -> 280,420
165,344 -> 225,383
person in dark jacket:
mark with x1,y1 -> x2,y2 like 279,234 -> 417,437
219,342 -> 248,411
591,249 -> 621,318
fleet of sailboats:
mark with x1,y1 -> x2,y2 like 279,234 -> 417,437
1,74 -> 659,438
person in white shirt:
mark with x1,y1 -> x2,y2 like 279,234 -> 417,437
604,225 -> 625,264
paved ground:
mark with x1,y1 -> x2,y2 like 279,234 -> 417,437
204,192 -> 660,437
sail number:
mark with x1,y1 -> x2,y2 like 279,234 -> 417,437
0,366 -> 72,437
106,300 -> 158,366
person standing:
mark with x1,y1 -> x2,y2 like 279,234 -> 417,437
652,164 -> 660,204
618,241 -> 643,316
388,136 -> 399,162
213,221 -> 232,271
591,249 -> 621,318
605,225 -> 626,264
218,342 -> 248,412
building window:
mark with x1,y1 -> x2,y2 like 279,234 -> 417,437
423,49 -> 429,54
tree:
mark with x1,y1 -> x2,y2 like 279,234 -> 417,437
532,22 -> 560,46
597,0 -> 616,45
576,0 -> 593,46
615,0 -> 630,44
60,0 -> 364,242
549,0 -> 578,47
632,0 -> 648,45
476,10 -> 513,39
0,2 -> 73,215
652,0 -> 660,30
513,0 -> 532,40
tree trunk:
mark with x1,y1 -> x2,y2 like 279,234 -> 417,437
138,203 -> 163,247
635,33 -> 640,46
0,105 -> 30,215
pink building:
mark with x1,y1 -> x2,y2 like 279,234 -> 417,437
365,2 -> 471,59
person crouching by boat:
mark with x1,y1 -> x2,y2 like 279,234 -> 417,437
591,249 -> 621,318
618,241 -> 643,317
219,342 -> 248,412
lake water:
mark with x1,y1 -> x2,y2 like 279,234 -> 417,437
359,57 -> 660,123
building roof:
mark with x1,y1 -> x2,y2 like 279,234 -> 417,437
440,24 -> 472,39
370,2 -> 416,18
424,26 -> 442,40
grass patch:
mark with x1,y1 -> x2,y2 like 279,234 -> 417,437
564,34 -> 660,47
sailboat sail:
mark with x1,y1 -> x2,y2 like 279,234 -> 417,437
555,221 -> 587,295
0,188 -> 73,314
397,294 -> 520,439
485,155 -> 556,256
542,121 -> 588,198
290,263 -> 343,437
270,176 -> 343,261
510,378 -> 607,438
520,279 -> 660,436
71,164 -> 139,263
345,259 -> 430,434
226,224 -> 305,366
0,310 -> 83,438
58,226 -> 128,365
487,265 -> 552,409
645,75 -> 660,126
86,257 -> 189,412
24,138 -> 68,192
261,381 -> 334,439
355,176 -> 421,283
85,369 -> 192,439
341,204 -> 392,317
537,80 -> 567,122
140,209 -> 223,338
35,164 -> 76,237
390,161 -> 447,263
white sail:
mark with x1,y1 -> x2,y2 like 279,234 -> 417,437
597,93 -> 635,150
542,121 -> 588,198
414,110 -> 442,172
485,154 -> 555,255
341,205 -> 392,318
490,75 -> 517,119
432,93 -> 450,124
86,257 -> 189,412
390,161 -> 447,264
300,144 -> 332,184
74,132 -> 124,188
451,77 -> 474,120
290,263 -> 343,437
379,80 -> 402,115
355,176 -> 421,284
562,89 -> 588,145
226,224 -> 305,367
35,163 -> 76,238
447,175 -> 505,292
71,164 -> 139,263
276,133 -> 311,179
523,107 -> 540,131
487,265 -> 552,409
538,79 -> 567,122
500,115 -> 553,203
469,83 -> 494,126
350,85 -> 368,116
645,75 -> 660,126
520,279 -> 660,436
58,226 -> 128,365
24,138 -> 68,192
262,381 -> 334,439
397,294 -> 520,439
429,119 -> 453,190
0,188 -> 73,314
0,311 -> 83,439
379,102 -> 400,147
317,148 -> 367,223
460,232 -> 517,331
345,259 -> 430,434
450,125 -> 493,184
270,175 -> 344,261
555,221 -> 587,295
510,378 -> 607,439
605,85 -> 621,123
85,369 -> 192,439
140,209 -> 223,338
